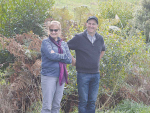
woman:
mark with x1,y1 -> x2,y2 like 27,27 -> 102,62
41,21 -> 72,113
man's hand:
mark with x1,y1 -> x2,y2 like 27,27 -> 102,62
71,56 -> 76,66
100,51 -> 105,60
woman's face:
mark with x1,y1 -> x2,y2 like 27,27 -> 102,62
49,24 -> 60,41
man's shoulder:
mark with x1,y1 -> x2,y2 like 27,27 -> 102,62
73,31 -> 86,40
96,33 -> 104,41
95,32 -> 103,38
75,31 -> 84,37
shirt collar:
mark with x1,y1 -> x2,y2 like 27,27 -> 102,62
86,30 -> 96,37
86,31 -> 96,37
86,31 -> 96,43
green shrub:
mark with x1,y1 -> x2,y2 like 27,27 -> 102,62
0,49 -> 14,71
99,23 -> 146,93
74,5 -> 91,25
27,101 -> 42,113
50,7 -> 73,37
95,100 -> 150,113
97,0 -> 135,28
0,0 -> 54,37
65,24 -> 85,95
128,0 -> 150,43
114,99 -> 150,113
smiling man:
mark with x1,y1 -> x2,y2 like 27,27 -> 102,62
67,16 -> 105,113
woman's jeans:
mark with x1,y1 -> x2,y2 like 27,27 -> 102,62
41,75 -> 64,113
77,72 -> 100,113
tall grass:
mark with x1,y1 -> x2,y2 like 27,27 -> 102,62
54,0 -> 139,16
54,0 -> 99,15
112,100 -> 150,113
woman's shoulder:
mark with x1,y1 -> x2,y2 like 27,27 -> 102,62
42,37 -> 51,43
61,40 -> 67,45
62,40 -> 70,48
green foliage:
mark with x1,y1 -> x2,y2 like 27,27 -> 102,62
51,7 -> 73,21
0,71 -> 6,85
27,101 -> 42,113
54,0 -> 139,17
97,0 -> 135,28
128,0 -> 150,42
99,23 -> 146,92
0,0 -> 54,37
62,100 -> 150,113
64,24 -> 85,95
0,0 -> 149,112
113,99 -> 150,113
0,49 -> 14,71
74,5 -> 91,25
65,63 -> 78,94
95,100 -> 150,113
144,19 -> 150,42
50,7 -> 73,37
54,0 -> 98,15
126,41 -> 150,77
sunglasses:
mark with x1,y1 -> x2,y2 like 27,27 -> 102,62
50,29 -> 59,32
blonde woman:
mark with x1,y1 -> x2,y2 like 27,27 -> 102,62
41,21 -> 72,113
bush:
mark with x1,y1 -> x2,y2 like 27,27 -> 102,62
97,21 -> 145,92
0,33 -> 42,113
73,5 -> 91,25
128,0 -> 150,43
0,49 -> 14,71
97,0 -> 134,28
0,0 -> 54,37
50,7 -> 73,38
114,99 -> 150,113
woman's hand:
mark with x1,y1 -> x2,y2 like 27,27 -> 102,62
51,50 -> 55,53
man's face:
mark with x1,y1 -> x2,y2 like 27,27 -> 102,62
86,19 -> 98,34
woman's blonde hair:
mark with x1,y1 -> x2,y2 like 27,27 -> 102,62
47,21 -> 61,37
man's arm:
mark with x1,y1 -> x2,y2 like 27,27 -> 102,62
100,51 -> 105,60
67,34 -> 79,50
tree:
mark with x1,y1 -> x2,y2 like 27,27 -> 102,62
129,0 -> 150,43
97,0 -> 134,28
0,0 -> 55,37
74,5 -> 91,25
50,7 -> 73,38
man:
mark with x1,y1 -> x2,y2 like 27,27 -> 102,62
67,16 -> 105,113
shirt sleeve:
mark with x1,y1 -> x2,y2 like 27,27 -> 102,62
60,42 -> 72,64
67,34 -> 79,50
41,40 -> 66,61
102,44 -> 105,51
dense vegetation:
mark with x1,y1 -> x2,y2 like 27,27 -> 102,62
0,0 -> 54,37
0,0 -> 150,113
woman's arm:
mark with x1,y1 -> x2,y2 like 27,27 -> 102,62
41,40 -> 66,61
60,42 -> 72,64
